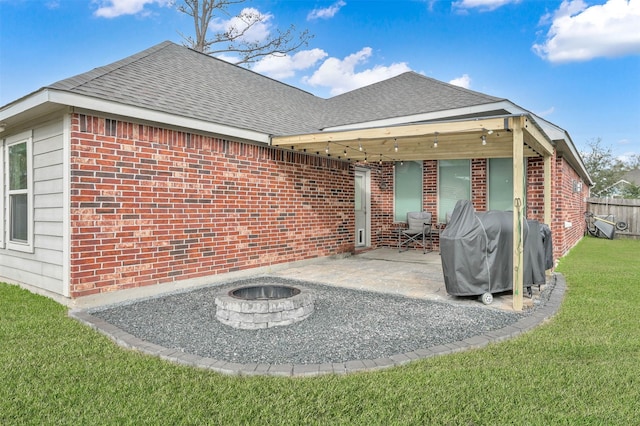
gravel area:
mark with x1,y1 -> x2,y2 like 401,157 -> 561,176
90,277 -> 551,365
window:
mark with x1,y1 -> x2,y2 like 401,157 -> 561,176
5,130 -> 33,252
488,158 -> 513,211
438,159 -> 470,222
488,158 -> 527,211
394,161 -> 422,222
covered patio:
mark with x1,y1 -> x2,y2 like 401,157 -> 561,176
272,114 -> 555,311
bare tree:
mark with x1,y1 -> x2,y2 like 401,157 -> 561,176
178,0 -> 312,65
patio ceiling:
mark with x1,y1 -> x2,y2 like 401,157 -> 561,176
271,115 -> 554,163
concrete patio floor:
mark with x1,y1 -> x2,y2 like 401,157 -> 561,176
269,247 -> 539,312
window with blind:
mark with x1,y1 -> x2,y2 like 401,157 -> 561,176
438,159 -> 470,222
488,158 -> 526,211
394,161 -> 422,222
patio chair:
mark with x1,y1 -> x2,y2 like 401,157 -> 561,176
398,211 -> 433,253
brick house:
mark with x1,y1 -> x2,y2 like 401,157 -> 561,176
0,41 -> 591,304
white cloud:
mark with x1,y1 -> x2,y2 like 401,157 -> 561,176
453,0 -> 520,12
303,47 -> 411,96
307,0 -> 346,20
93,0 -> 170,18
533,0 -> 640,62
210,7 -> 273,44
449,74 -> 471,89
538,0 -> 587,25
253,49 -> 329,79
535,106 -> 556,118
617,149 -> 637,163
214,53 -> 242,64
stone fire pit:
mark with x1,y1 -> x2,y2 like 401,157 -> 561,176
215,284 -> 315,330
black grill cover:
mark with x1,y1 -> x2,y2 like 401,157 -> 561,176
440,200 -> 548,297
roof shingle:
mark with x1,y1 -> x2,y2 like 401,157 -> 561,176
47,41 -> 506,136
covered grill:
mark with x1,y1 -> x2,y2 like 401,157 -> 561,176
440,200 -> 550,304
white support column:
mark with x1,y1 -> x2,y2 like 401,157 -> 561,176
512,117 -> 525,311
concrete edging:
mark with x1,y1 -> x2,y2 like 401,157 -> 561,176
68,273 -> 566,377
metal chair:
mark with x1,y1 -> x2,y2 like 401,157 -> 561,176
398,211 -> 433,253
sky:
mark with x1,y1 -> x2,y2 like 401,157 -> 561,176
1,0 -> 639,161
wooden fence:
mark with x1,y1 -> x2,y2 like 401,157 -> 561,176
587,197 -> 640,239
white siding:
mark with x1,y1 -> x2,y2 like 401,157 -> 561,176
0,117 -> 65,295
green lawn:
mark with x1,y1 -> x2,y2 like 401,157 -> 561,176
1,237 -> 639,425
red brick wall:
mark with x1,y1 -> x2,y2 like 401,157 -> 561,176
471,159 -> 487,211
69,114 -> 354,298
526,157 -> 545,222
551,154 -> 588,259
68,112 -> 587,298
369,163 -> 394,247
422,160 -> 438,214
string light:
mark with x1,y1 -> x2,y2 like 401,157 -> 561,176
319,125 -> 495,165
288,126 -> 499,160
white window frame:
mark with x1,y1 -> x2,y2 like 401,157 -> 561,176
5,130 -> 34,253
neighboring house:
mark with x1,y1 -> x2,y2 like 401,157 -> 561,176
623,169 -> 640,186
0,41 -> 591,305
595,169 -> 640,198
599,180 -> 635,198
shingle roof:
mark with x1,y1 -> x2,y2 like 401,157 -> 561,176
47,41 -> 506,136
49,41 -> 325,135
322,72 -> 503,128
622,169 -> 640,185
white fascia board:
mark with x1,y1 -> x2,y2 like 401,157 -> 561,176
322,100 -> 521,131
0,91 -> 50,121
2,89 -> 271,144
49,91 -> 271,143
526,113 -> 566,140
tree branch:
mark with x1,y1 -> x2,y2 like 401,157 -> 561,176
177,0 -> 312,64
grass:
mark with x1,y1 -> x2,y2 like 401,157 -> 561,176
1,237 -> 639,425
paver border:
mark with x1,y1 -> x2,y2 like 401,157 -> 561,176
69,273 -> 566,377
